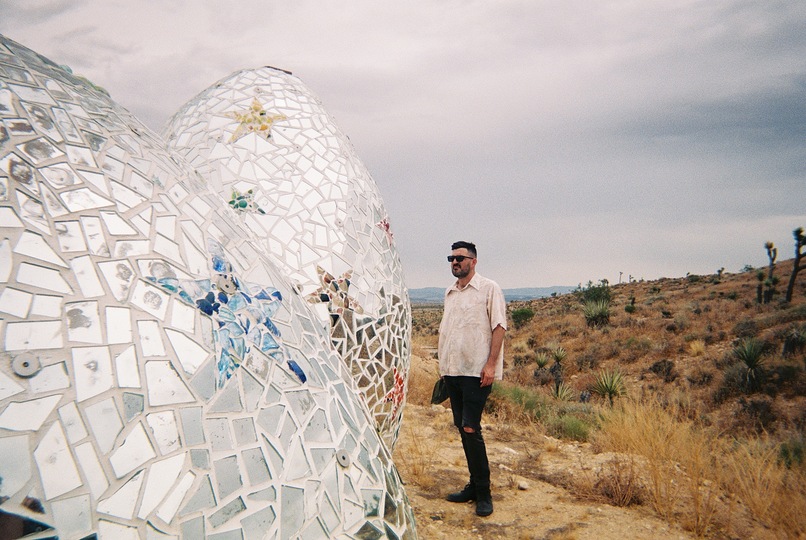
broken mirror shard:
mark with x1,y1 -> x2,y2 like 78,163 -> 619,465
0,34 -> 416,539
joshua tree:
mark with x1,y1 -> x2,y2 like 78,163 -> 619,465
785,227 -> 805,303
766,241 -> 777,279
762,241 -> 778,304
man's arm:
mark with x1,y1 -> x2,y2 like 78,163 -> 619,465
480,324 -> 505,387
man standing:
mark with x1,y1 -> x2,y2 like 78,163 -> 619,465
438,241 -> 507,517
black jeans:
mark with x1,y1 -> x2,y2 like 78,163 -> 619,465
444,376 -> 492,491
444,375 -> 492,431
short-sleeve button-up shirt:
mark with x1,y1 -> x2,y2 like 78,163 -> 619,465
438,273 -> 507,379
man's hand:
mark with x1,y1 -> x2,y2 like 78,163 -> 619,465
480,362 -> 495,387
481,324 -> 505,387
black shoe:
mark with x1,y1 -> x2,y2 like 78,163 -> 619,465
475,496 -> 493,517
446,483 -> 476,503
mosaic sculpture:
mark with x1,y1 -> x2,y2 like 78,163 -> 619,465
0,35 -> 416,539
163,69 -> 412,449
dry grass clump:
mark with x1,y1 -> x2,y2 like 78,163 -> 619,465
689,339 -> 707,357
394,417 -> 444,491
595,399 -> 690,520
594,398 -> 806,537
720,439 -> 806,536
560,453 -> 646,509
595,456 -> 644,507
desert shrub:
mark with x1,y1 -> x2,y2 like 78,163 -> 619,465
511,306 -> 535,329
591,369 -> 626,406
620,336 -> 652,363
533,367 -> 554,386
576,279 -> 611,304
576,350 -> 599,370
714,349 -> 736,370
763,360 -> 803,398
665,322 -> 678,333
583,299 -> 611,327
488,382 -> 549,422
512,354 -> 531,367
779,434 -> 805,469
624,303 -> 636,314
733,318 -> 759,338
595,457 -> 644,507
511,342 -> 528,354
549,414 -> 592,442
686,367 -> 713,387
526,334 -> 539,350
736,397 -> 779,434
714,362 -> 751,403
649,359 -> 677,383
624,336 -> 652,352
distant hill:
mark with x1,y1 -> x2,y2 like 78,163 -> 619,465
408,286 -> 576,304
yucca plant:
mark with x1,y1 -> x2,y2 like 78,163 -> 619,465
551,345 -> 567,364
534,352 -> 550,369
583,299 -> 611,327
592,369 -> 626,406
734,337 -> 766,391
552,382 -> 575,401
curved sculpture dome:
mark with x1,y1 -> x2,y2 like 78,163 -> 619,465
163,67 -> 412,449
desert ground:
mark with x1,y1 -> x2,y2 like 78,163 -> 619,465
394,260 -> 805,539
395,354 -> 725,540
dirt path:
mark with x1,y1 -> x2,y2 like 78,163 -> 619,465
395,403 -> 695,540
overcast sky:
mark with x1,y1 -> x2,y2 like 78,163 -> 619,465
2,0 -> 805,289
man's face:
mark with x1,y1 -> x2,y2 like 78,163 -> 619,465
449,248 -> 475,279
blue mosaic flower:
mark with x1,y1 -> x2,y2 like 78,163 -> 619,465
149,239 -> 306,387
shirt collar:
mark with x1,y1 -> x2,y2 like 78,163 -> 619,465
449,273 -> 481,293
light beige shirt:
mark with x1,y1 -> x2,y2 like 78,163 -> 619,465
438,273 -> 507,379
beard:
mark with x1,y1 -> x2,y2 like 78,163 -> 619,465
451,264 -> 470,279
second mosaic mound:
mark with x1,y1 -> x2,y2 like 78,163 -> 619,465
163,68 -> 412,450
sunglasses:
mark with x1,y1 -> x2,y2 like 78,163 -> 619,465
447,255 -> 475,263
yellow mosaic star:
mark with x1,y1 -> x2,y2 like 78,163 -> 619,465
227,98 -> 286,142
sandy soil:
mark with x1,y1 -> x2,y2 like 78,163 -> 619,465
395,402 -> 696,540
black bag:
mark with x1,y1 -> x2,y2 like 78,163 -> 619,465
431,378 -> 449,404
